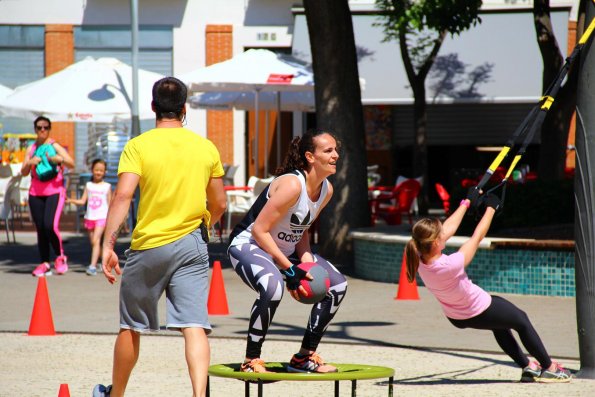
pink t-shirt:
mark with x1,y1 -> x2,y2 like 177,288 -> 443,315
417,252 -> 491,320
27,142 -> 64,197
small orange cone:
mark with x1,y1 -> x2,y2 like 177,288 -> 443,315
395,249 -> 420,300
28,277 -> 57,335
207,260 -> 230,315
57,383 -> 70,397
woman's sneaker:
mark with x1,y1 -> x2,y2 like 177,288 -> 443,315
86,265 -> 97,276
32,262 -> 52,277
92,384 -> 111,396
287,352 -> 337,373
54,255 -> 68,275
538,362 -> 572,383
520,360 -> 541,383
240,358 -> 269,373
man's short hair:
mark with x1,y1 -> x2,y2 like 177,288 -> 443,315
152,77 -> 187,120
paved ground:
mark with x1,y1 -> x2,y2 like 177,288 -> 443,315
0,231 -> 593,396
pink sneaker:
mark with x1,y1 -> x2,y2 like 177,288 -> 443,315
54,255 -> 68,275
32,262 -> 52,277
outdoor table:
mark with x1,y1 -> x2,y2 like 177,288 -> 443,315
207,362 -> 395,397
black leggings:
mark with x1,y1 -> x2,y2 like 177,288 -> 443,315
449,295 -> 551,369
229,243 -> 348,359
29,193 -> 65,263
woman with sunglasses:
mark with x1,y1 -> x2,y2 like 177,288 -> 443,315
21,116 -> 74,276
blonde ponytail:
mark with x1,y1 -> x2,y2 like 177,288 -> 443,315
407,217 -> 443,282
405,239 -> 420,283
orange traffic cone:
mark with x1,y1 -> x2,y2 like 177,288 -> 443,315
57,383 -> 70,397
28,277 -> 57,335
207,260 -> 230,315
395,249 -> 420,300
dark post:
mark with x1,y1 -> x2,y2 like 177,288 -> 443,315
130,0 -> 140,138
575,1 -> 595,379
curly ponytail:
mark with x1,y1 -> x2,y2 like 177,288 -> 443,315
406,218 -> 442,282
274,128 -> 339,176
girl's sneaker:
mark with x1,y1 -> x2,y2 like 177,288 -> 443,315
240,358 -> 270,373
538,362 -> 572,383
54,255 -> 68,275
86,265 -> 97,276
287,352 -> 337,373
32,262 -> 52,277
520,360 -> 541,382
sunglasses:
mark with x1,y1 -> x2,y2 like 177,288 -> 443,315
35,125 -> 50,131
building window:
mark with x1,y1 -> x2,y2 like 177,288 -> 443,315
0,26 -> 45,134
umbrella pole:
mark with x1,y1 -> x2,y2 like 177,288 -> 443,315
276,91 -> 281,170
264,111 -> 269,177
254,89 -> 260,178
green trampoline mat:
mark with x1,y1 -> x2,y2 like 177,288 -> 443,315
208,362 -> 395,382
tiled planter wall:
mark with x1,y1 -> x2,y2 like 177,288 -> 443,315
352,231 -> 575,297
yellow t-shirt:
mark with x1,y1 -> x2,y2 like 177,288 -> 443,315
118,127 -> 224,250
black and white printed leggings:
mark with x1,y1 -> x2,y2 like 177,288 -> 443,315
449,295 -> 552,369
228,243 -> 348,359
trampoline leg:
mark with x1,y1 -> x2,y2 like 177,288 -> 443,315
206,376 -> 210,397
335,380 -> 339,397
245,381 -> 250,397
388,376 -> 394,397
351,379 -> 357,397
258,380 -> 263,397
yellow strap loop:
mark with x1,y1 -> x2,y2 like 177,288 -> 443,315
541,95 -> 555,110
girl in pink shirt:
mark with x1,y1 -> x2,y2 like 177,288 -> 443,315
406,192 -> 570,383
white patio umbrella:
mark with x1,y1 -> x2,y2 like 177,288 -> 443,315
179,49 -> 315,176
0,84 -> 13,116
0,84 -> 12,100
0,57 -> 164,123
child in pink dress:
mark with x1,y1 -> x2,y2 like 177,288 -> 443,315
68,159 -> 112,275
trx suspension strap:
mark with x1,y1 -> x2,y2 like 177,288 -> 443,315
471,15 -> 595,208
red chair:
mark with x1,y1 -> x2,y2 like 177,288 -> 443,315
434,183 -> 451,215
371,179 -> 421,226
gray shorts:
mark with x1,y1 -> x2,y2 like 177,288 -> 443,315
119,227 -> 211,334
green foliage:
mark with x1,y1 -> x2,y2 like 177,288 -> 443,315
451,179 -> 574,236
375,0 -> 482,36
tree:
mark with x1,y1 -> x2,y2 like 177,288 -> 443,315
375,0 -> 482,212
534,0 -> 587,180
303,0 -> 370,264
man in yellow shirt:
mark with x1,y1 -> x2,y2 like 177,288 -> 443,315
94,77 -> 227,397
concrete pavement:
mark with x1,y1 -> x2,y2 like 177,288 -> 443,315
0,231 -> 580,358
0,231 -> 592,396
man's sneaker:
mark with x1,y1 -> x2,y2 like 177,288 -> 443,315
538,362 -> 572,383
520,360 -> 541,383
54,255 -> 68,275
287,352 -> 337,373
240,358 -> 270,373
86,265 -> 97,276
92,384 -> 112,396
32,262 -> 52,277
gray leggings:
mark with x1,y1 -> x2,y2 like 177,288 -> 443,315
228,243 -> 348,359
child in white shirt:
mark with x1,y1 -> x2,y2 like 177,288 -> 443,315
67,159 -> 112,275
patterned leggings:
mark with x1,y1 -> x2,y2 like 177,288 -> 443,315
228,243 -> 348,359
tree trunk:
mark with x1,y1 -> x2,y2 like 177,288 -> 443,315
304,0 -> 369,265
411,79 -> 430,214
534,0 -> 575,181
398,26 -> 444,215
